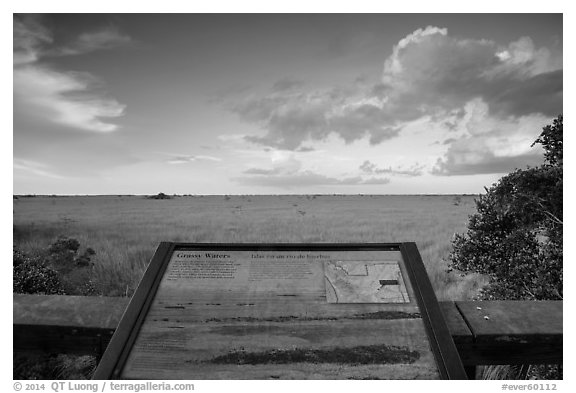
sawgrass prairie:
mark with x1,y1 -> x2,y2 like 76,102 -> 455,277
12,194 -> 487,300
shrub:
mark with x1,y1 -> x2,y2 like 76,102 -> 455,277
75,248 -> 96,267
46,236 -> 97,268
13,237 -> 99,295
453,196 -> 462,206
148,192 -> 171,200
13,248 -> 65,295
48,236 -> 80,254
47,237 -> 80,271
448,116 -> 562,301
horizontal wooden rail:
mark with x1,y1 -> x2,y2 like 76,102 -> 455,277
439,301 -> 562,378
13,294 -> 129,357
13,295 -> 562,378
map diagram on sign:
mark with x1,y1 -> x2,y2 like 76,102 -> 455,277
324,261 -> 410,303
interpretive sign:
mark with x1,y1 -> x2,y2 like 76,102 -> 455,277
94,243 -> 466,380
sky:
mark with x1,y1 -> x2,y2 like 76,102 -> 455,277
13,13 -> 563,195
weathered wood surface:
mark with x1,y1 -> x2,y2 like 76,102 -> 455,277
438,302 -> 473,344
457,301 -> 562,342
453,301 -> 562,366
437,301 -> 477,379
13,294 -> 128,329
13,294 -> 129,356
13,295 -> 562,370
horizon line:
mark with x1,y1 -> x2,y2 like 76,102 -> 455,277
13,192 -> 482,197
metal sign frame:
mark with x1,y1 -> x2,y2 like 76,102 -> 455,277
93,242 -> 467,380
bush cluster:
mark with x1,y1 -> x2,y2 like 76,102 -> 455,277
449,116 -> 563,300
13,237 -> 98,296
13,248 -> 64,295
147,192 -> 172,200
47,237 -> 96,269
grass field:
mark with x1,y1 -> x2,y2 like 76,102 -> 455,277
13,194 -> 487,300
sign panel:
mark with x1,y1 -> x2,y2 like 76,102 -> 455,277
94,243 -> 466,380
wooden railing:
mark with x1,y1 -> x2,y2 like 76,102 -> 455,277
13,294 -> 562,379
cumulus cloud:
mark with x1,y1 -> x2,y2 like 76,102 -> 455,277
360,160 -> 424,177
487,36 -> 562,78
295,146 -> 316,152
360,177 -> 392,185
238,151 -> 390,188
236,171 -> 389,188
432,100 -> 548,175
231,85 -> 402,150
13,15 -> 129,133
380,27 -> 561,120
483,70 -> 562,118
165,155 -> 222,164
225,26 -> 562,162
432,148 -> 543,176
243,167 -> 283,175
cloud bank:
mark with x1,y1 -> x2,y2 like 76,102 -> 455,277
236,171 -> 390,188
225,25 -> 561,176
431,100 -> 548,175
165,155 -> 222,164
359,160 -> 424,177
236,152 -> 390,188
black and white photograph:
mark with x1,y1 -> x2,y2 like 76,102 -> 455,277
11,5 -> 565,386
